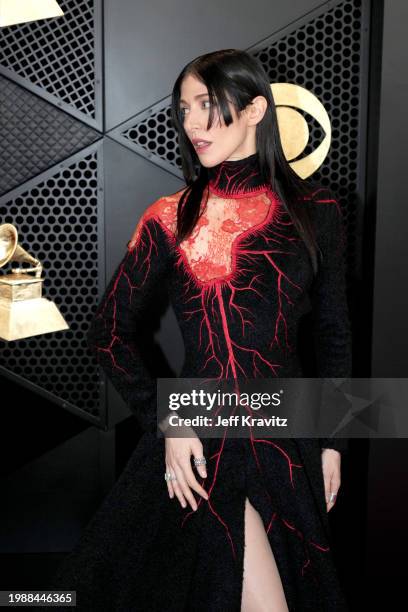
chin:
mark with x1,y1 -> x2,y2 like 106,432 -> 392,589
197,157 -> 218,168
200,153 -> 228,168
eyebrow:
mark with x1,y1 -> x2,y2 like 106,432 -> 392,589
179,93 -> 209,104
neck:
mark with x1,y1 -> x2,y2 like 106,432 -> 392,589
207,151 -> 269,198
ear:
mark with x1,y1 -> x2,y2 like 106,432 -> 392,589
246,95 -> 268,126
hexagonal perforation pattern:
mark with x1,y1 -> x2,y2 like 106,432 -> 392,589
253,0 -> 363,271
0,0 -> 97,118
120,0 -> 364,275
0,0 -> 367,424
0,151 -> 100,418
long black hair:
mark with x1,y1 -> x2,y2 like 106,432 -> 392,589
170,48 -> 323,275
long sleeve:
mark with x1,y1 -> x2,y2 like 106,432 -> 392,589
310,189 -> 352,454
86,211 -> 171,434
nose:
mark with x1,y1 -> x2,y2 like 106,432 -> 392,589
183,108 -> 202,135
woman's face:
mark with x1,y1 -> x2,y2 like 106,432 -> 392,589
179,73 -> 256,166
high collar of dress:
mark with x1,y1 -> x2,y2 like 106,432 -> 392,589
207,152 -> 269,198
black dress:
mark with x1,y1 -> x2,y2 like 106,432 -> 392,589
49,152 -> 352,611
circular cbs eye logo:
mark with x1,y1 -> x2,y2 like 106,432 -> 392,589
271,83 -> 331,179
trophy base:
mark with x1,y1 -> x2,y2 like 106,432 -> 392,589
0,297 -> 69,341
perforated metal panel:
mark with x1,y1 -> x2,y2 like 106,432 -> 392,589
112,0 -> 367,277
0,147 -> 102,421
252,0 -> 364,273
0,0 -> 102,128
0,0 -> 370,428
122,105 -> 178,166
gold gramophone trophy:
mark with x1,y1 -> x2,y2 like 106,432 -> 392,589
0,223 -> 69,340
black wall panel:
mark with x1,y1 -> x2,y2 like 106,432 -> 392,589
0,0 -> 373,433
0,75 -> 100,196
1,0 -> 401,597
0,0 -> 103,129
0,144 -> 103,423
366,0 -> 408,600
104,0 -> 323,128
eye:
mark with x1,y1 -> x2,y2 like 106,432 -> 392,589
179,100 -> 211,117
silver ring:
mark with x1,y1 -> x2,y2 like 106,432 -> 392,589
329,492 -> 338,503
193,457 -> 207,466
164,472 -> 177,482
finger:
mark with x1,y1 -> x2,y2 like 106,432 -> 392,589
173,463 -> 198,512
327,490 -> 338,512
169,466 -> 187,509
328,477 -> 341,512
172,480 -> 187,509
191,446 -> 207,479
183,460 -> 209,501
322,468 -> 332,507
327,497 -> 334,511
165,464 -> 174,499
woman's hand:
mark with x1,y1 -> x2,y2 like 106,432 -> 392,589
321,448 -> 341,512
165,429 -> 209,512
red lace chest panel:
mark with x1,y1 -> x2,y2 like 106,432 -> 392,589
128,189 -> 277,284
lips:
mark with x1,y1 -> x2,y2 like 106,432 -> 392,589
192,139 -> 212,151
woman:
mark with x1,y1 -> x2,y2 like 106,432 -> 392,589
50,49 -> 352,611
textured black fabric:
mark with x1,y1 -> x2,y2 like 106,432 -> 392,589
46,153 -> 352,611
